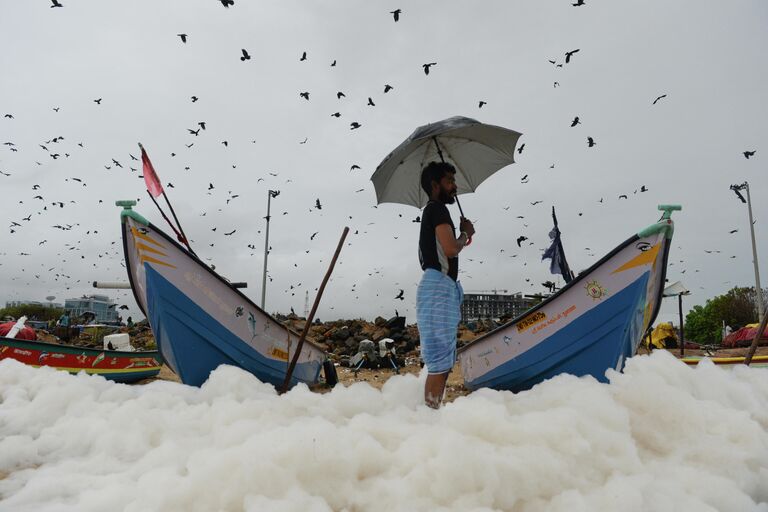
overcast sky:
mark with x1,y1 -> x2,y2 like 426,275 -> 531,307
1,0 -> 766,326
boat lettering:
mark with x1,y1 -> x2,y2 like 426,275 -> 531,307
13,349 -> 32,356
517,311 -> 546,332
184,271 -> 232,315
477,349 -> 493,358
532,305 -> 577,334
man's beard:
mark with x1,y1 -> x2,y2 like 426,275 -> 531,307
438,188 -> 455,204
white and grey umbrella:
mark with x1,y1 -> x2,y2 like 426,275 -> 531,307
370,116 -> 523,215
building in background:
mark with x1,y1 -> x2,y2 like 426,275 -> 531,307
461,291 -> 537,323
64,294 -> 118,324
5,300 -> 63,309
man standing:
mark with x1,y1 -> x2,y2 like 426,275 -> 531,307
57,311 -> 71,342
417,161 -> 475,408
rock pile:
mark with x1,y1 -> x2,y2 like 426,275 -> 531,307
278,314 -> 422,362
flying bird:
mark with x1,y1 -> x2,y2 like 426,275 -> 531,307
51,0 -> 63,7
224,229 -> 236,236
652,94 -> 667,105
300,51 -> 307,61
618,194 -> 628,200
240,49 -> 251,61
564,49 -> 580,63
516,236 -> 528,247
729,229 -> 738,234
394,289 -> 404,300
367,97 -> 375,106
384,84 -> 393,93
93,98 -> 102,105
220,0 -> 234,7
331,112 -> 341,117
350,122 -> 361,130
517,143 -> 525,154
570,116 -> 581,127
587,136 -> 596,147
422,62 -> 437,75
572,0 -> 585,5
310,232 -> 318,240
350,164 -> 361,171
530,200 -> 542,206
177,34 -> 187,43
299,92 -> 310,100
743,150 -> 756,159
390,9 -> 401,22
191,96 -> 199,102
478,101 -> 486,108
315,199 -> 322,210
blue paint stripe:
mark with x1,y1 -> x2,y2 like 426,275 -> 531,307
145,266 -> 322,388
465,273 -> 650,392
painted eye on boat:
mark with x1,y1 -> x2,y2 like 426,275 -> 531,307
636,242 -> 651,252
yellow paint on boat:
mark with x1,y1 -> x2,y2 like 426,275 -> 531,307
140,254 -> 176,269
612,243 -> 660,274
131,227 -> 164,248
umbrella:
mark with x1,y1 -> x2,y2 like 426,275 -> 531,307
371,116 -> 522,216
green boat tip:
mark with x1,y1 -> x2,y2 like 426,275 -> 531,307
116,199 -> 149,225
637,204 -> 682,239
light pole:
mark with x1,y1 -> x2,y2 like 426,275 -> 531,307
730,182 -> 763,324
261,189 -> 280,310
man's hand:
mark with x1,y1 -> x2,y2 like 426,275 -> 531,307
460,217 -> 475,238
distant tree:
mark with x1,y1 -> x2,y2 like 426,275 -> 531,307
0,305 -> 65,322
684,304 -> 721,343
684,286 -> 765,344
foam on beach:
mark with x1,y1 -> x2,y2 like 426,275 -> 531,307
1,351 -> 767,512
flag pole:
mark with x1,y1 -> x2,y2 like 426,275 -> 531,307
139,142 -> 195,254
162,193 -> 195,255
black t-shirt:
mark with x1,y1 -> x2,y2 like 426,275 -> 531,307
419,200 -> 458,280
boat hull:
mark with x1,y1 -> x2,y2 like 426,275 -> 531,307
0,337 -> 161,383
459,216 -> 672,392
121,214 -> 326,388
680,355 -> 768,369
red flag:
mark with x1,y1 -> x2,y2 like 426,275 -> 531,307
140,144 -> 164,198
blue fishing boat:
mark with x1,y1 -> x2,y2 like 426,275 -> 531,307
458,205 -> 680,392
117,201 -> 329,388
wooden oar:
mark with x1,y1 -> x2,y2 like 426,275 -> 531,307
280,226 -> 350,394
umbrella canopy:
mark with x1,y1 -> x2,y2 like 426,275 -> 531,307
371,116 -> 522,209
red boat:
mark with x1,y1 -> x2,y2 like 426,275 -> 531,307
0,336 -> 162,383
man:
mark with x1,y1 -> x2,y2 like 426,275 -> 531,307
57,311 -> 71,342
417,161 -> 475,408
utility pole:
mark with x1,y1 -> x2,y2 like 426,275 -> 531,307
730,182 -> 763,324
261,190 -> 280,310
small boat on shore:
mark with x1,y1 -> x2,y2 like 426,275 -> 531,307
458,205 -> 680,392
0,337 -> 161,383
118,200 -> 330,388
680,355 -> 768,369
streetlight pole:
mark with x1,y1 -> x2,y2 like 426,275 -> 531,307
261,190 -> 279,310
731,181 -> 763,324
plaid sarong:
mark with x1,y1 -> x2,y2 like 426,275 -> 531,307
416,269 -> 464,374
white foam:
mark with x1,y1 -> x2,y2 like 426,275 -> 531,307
1,351 -> 766,511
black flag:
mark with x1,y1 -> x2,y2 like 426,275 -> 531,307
542,206 -> 573,283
